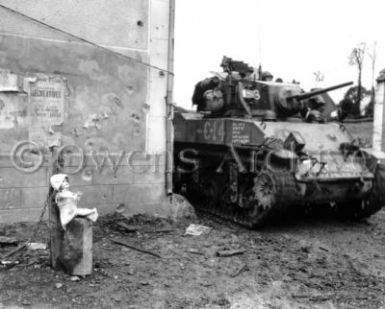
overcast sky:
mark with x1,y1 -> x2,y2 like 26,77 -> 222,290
173,0 -> 385,108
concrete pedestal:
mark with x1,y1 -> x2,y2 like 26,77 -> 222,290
60,218 -> 93,276
50,207 -> 93,276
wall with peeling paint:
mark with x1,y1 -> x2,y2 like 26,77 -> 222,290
0,0 -> 174,223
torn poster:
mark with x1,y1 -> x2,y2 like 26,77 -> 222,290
0,93 -> 28,129
0,69 -> 20,92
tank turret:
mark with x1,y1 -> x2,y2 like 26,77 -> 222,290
271,81 -> 353,119
192,57 -> 353,121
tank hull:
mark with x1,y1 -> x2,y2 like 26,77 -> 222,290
174,112 -> 383,227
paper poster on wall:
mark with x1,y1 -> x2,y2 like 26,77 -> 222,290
0,69 -> 20,92
29,76 -> 65,125
0,93 -> 28,129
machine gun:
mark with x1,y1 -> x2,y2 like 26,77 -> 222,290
220,56 -> 254,77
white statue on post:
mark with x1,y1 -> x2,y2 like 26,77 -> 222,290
50,174 -> 98,229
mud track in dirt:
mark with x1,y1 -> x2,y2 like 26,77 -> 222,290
1,209 -> 384,309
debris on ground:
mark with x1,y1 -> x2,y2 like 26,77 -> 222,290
216,248 -> 246,257
97,212 -> 174,235
116,221 -> 174,234
185,224 -> 212,236
1,243 -> 28,260
0,236 -> 18,246
170,193 -> 197,221
109,238 -> 162,258
229,262 -> 248,277
1,260 -> 19,266
70,275 -> 81,282
116,222 -> 140,233
187,248 -> 203,255
27,242 -> 47,250
0,209 -> 385,309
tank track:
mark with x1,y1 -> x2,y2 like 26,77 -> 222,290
185,168 -> 301,228
338,169 -> 384,220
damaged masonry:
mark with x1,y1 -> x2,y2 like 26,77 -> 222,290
1,1 -> 385,309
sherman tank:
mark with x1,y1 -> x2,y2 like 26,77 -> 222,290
173,57 -> 384,228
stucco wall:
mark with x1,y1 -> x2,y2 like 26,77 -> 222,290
0,0 -> 173,223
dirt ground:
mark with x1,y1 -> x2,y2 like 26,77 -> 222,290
1,208 -> 385,309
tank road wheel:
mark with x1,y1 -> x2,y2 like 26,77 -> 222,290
239,171 -> 275,227
255,172 -> 275,211
240,169 -> 300,228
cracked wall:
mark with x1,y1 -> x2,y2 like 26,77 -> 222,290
0,0 -> 173,222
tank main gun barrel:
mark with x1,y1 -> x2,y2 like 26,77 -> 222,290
287,81 -> 353,101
